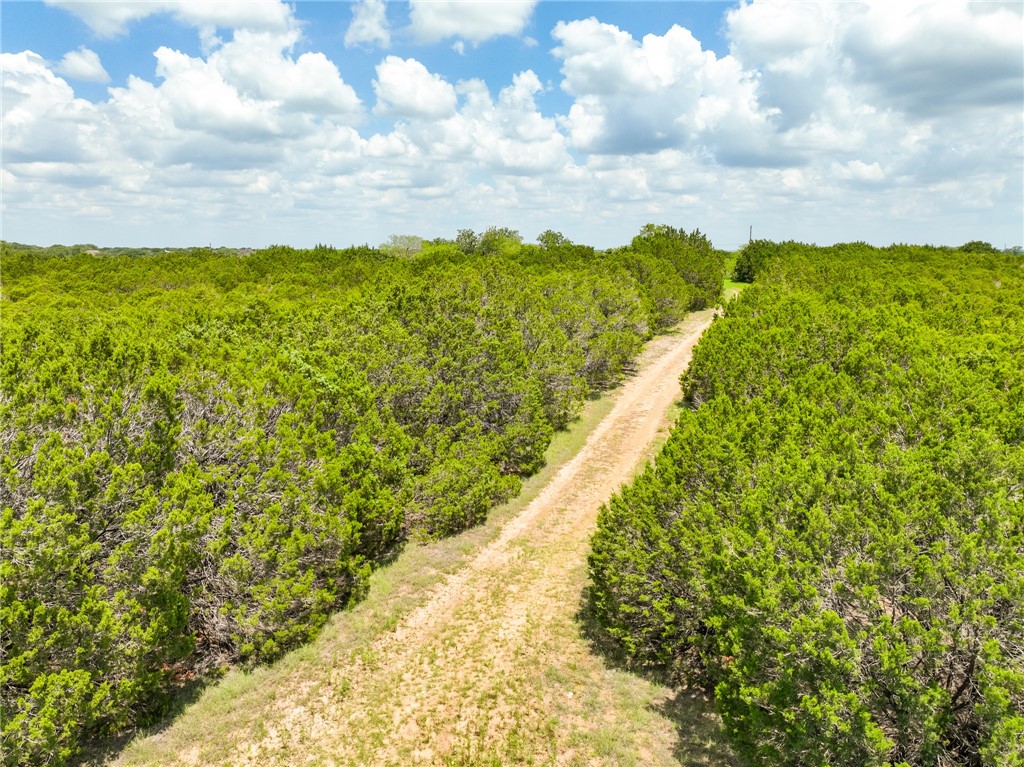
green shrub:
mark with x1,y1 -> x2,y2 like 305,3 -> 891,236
1,225 -> 715,763
590,242 -> 1024,766
732,239 -> 784,283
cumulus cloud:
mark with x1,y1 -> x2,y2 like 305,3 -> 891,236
408,0 -> 537,44
549,0 -> 1022,183
373,56 -> 457,119
345,0 -> 390,48
552,19 -> 770,160
726,0 -> 1023,123
152,46 -> 285,141
55,47 -> 110,83
1,51 -> 101,164
79,29 -> 364,168
213,30 -> 363,117
361,68 -> 570,178
44,0 -> 294,37
724,1 -> 840,130
717,0 -> 1024,191
840,1 -> 1023,116
457,70 -> 569,174
834,159 -> 885,184
42,28 -> 362,175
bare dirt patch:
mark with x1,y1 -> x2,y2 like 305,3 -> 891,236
111,309 -> 735,767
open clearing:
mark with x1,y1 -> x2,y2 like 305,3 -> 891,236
109,308 -> 735,767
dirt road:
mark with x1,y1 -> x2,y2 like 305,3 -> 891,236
115,308 -> 733,767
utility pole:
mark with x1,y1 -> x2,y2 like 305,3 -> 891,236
749,225 -> 752,243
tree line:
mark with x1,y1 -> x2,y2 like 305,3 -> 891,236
0,226 -> 723,765
589,241 -> 1023,765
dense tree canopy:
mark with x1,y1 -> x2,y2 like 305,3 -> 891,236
589,242 -> 1024,766
0,228 -> 723,765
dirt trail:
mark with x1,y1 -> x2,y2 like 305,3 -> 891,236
119,309 -> 731,767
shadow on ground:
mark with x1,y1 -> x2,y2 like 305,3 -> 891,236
70,544 -> 414,767
576,585 -> 740,767
69,674 -> 214,767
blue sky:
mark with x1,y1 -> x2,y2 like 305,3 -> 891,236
2,1 -> 1022,250
2,3 -> 731,107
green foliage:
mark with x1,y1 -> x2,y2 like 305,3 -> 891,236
961,240 -> 999,254
455,228 -> 481,254
479,226 -> 523,257
590,241 -> 1024,766
731,239 -> 785,283
537,230 -> 570,249
628,224 -> 725,313
381,234 -> 423,258
0,224 -> 717,765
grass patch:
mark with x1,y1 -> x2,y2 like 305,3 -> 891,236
721,281 -> 747,302
720,254 -> 749,304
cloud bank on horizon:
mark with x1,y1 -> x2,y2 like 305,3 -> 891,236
2,0 -> 1021,249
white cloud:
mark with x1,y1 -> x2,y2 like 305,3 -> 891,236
45,0 -> 294,37
548,1 -> 1022,185
726,0 -> 1023,123
345,0 -> 390,48
554,19 -> 654,96
724,1 -> 840,129
170,1 -> 293,32
96,30 -> 362,172
840,1 -> 1023,117
716,0 -> 1024,194
363,69 -> 570,178
83,29 -> 363,164
56,47 -> 110,83
1,51 -> 101,164
835,159 -> 885,183
552,19 -> 769,159
44,1 -> 159,37
151,46 -> 283,141
213,30 -> 363,117
44,0 -> 292,37
408,0 -> 537,44
373,56 -> 457,119
460,70 -> 570,174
